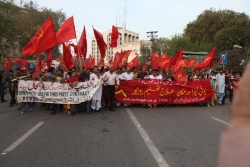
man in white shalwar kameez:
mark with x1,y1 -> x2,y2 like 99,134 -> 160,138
216,68 -> 225,105
91,71 -> 103,112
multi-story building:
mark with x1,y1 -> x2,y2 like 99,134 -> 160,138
91,27 -> 140,65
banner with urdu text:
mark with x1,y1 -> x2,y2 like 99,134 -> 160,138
115,80 -> 213,104
18,80 -> 101,104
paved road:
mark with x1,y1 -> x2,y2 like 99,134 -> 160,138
0,95 -> 229,167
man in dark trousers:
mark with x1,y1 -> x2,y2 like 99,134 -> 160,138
102,67 -> 120,111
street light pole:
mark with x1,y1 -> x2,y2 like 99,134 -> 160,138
233,45 -> 250,67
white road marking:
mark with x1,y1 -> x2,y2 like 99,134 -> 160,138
125,108 -> 170,167
2,122 -> 44,155
211,117 -> 229,125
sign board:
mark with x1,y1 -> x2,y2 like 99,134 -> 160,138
220,53 -> 227,65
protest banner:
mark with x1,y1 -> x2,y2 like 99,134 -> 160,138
17,79 -> 101,104
115,80 -> 213,104
18,79 -> 213,105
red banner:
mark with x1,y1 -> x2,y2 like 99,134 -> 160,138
115,80 -> 213,104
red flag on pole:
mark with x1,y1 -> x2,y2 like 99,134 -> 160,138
88,56 -> 95,69
12,58 -> 28,67
121,50 -> 132,67
173,67 -> 187,82
186,58 -> 197,68
98,57 -> 104,67
93,27 -> 107,59
4,57 -> 12,70
159,54 -> 171,70
56,16 -> 76,44
22,17 -> 57,56
63,43 -> 73,69
82,58 -> 89,68
193,47 -> 216,70
78,26 -> 87,59
151,52 -> 159,70
113,52 -> 122,69
33,55 -> 42,79
128,55 -> 138,69
170,48 -> 183,67
110,25 -> 119,48
46,48 -> 53,68
173,59 -> 188,72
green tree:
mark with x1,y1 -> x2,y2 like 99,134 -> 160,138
0,1 -> 66,59
184,9 -> 250,43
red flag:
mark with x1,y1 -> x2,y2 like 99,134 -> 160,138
150,51 -> 159,69
4,57 -> 12,70
93,28 -> 107,59
218,56 -> 224,65
33,55 -> 42,79
46,48 -> 53,68
113,52 -> 122,69
170,48 -> 183,66
150,51 -> 159,61
12,58 -> 28,67
78,26 -> 87,59
173,67 -> 187,82
88,56 -> 95,69
186,58 -> 197,68
82,58 -> 89,68
63,43 -> 73,69
159,54 -> 172,70
121,50 -> 132,67
56,16 -> 76,44
110,25 -> 119,48
193,47 -> 216,70
173,59 -> 188,72
128,55 -> 138,69
146,62 -> 152,65
22,17 -> 57,56
98,57 -> 104,67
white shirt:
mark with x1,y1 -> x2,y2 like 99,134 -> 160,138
216,73 -> 225,93
120,72 -> 134,80
156,74 -> 162,80
90,73 -> 97,81
145,75 -> 159,79
102,71 -> 120,85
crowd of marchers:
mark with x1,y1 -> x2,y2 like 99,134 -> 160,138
0,65 -> 241,115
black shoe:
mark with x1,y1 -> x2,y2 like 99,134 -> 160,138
124,106 -> 128,108
109,108 -> 116,111
1,101 -> 4,103
103,106 -> 108,110
70,112 -> 75,116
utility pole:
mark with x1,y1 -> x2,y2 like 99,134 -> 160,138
147,31 -> 158,53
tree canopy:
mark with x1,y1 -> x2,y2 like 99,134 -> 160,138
0,1 -> 66,58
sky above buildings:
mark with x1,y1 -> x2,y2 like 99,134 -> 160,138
33,0 -> 250,54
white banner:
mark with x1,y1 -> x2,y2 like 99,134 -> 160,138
17,79 -> 101,104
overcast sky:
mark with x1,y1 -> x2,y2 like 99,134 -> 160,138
33,0 -> 250,54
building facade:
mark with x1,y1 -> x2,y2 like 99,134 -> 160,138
91,27 -> 141,65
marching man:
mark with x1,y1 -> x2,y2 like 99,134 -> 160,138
91,70 -> 103,112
